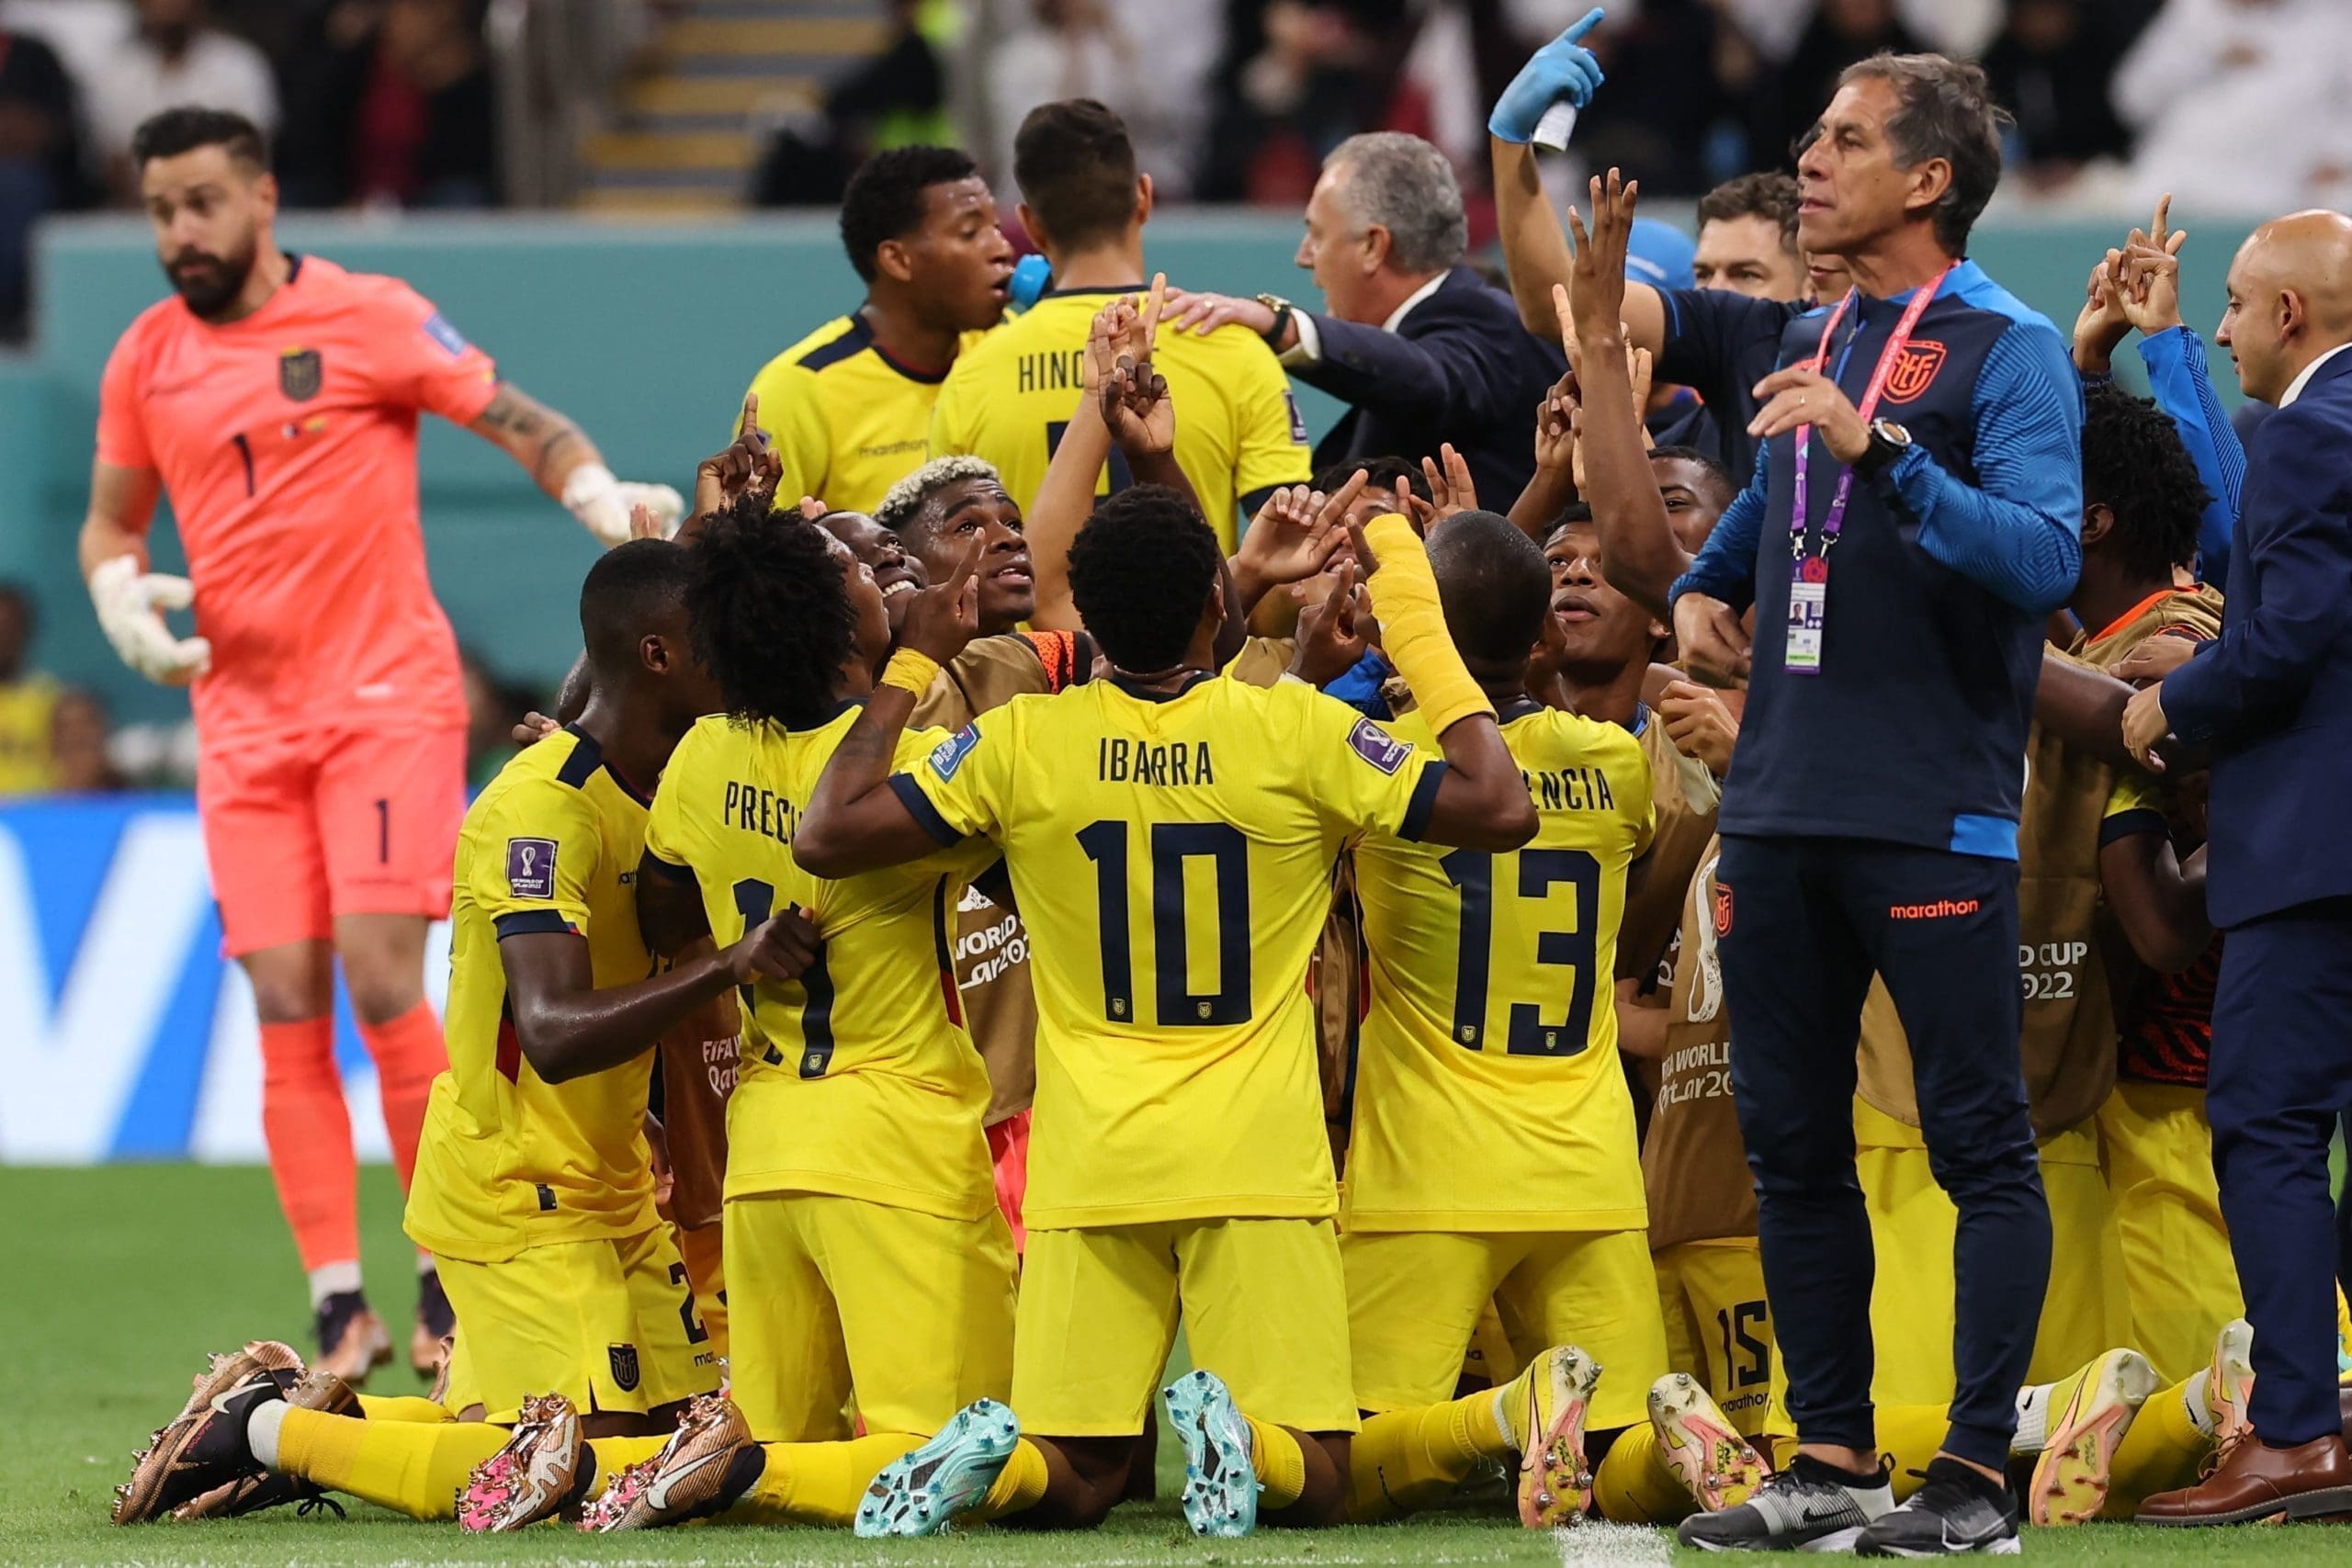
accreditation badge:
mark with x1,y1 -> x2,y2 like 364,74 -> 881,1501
1785,557 -> 1828,674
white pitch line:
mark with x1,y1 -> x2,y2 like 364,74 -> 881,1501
1553,1520 -> 1675,1566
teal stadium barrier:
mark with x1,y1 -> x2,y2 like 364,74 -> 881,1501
2,209 -> 2255,728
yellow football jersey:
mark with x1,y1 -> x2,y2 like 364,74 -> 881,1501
1345,701 -> 1656,1233
897,672 -> 1441,1229
742,315 -> 986,514
405,727 -> 662,1264
927,287 -> 1312,551
0,675 -> 59,794
643,709 -> 1000,1221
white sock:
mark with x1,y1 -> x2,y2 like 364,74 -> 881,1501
2012,1381 -> 2054,1455
2183,1371 -> 2215,1438
247,1399 -> 289,1471
308,1260 -> 362,1309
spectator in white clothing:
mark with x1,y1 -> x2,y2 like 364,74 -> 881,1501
85,0 -> 277,201
2112,0 -> 2352,215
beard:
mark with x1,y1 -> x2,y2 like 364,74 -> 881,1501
164,238 -> 258,320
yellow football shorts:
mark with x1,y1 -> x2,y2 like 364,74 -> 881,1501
1655,1236 -> 1782,1439
2096,1079 -> 2241,1384
672,1218 -> 728,1360
724,1190 -> 1015,1443
1856,1102 -> 2129,1405
1343,1226 -> 1669,1432
433,1227 -> 718,1425
1014,1217 -> 1358,1438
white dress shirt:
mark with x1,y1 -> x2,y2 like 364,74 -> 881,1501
1282,271 -> 1450,369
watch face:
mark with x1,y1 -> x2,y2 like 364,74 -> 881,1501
1879,421 -> 1911,446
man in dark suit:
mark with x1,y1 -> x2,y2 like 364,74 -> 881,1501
1159,132 -> 1564,506
2125,209 -> 2352,1525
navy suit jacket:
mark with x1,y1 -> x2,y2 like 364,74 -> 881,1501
1292,266 -> 1565,506
2162,347 -> 2352,928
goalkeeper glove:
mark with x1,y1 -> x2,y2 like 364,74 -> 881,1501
562,463 -> 686,546
89,554 -> 211,685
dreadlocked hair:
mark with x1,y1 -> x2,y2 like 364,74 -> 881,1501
685,489 -> 858,729
874,456 -> 1003,537
1068,485 -> 1223,672
2082,379 -> 2207,582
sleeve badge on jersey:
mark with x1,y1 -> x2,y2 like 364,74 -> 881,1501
930,724 -> 981,781
277,346 -> 322,400
1346,716 -> 1410,775
1283,388 -> 1309,444
422,311 -> 473,358
506,837 -> 558,898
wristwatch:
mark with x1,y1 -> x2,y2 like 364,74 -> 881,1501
1857,418 -> 1912,473
1254,292 -> 1295,348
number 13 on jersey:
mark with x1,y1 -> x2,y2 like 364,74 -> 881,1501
1442,847 -> 1600,1055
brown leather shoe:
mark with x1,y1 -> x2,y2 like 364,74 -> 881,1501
2138,1433 -> 2352,1525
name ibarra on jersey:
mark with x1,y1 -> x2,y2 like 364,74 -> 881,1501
1521,764 -> 1618,813
1098,738 -> 1216,785
722,780 -> 798,844
1016,349 -> 1090,395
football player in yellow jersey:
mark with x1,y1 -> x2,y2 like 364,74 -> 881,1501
927,99 -> 1311,550
741,146 -> 1013,513
112,540 -> 823,1531
794,468 -> 1539,1538
874,456 -> 1039,635
566,491 -> 1020,1534
1340,509 -> 1673,1526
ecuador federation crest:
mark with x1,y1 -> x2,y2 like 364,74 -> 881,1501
608,1343 -> 640,1392
278,346 -> 322,401
1883,340 -> 1946,404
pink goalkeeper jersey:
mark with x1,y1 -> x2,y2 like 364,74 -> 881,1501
96,254 -> 502,745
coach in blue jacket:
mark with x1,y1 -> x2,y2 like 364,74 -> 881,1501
1160,132 -> 1563,506
1666,54 -> 2081,1554
2125,209 -> 2352,1524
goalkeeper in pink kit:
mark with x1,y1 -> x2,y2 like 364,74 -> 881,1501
78,108 -> 684,1381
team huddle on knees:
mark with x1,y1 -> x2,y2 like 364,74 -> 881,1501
108,209 -> 2335,1550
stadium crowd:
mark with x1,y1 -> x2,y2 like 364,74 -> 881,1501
73,0 -> 2352,1557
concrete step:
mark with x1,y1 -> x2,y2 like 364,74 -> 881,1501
583,129 -> 759,173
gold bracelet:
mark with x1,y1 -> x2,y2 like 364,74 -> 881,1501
879,648 -> 943,697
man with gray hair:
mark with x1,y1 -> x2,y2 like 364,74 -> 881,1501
1161,132 -> 1565,504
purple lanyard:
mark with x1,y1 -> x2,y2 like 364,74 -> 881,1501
1787,264 -> 1953,562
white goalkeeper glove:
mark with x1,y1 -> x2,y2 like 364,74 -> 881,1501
88,554 -> 211,685
562,463 -> 685,546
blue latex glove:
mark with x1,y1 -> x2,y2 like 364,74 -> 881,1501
1488,7 -> 1607,143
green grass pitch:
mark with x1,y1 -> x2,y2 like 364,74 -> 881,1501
3,1164 -> 2342,1565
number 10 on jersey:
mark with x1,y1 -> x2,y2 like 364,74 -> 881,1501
1078,819 -> 1250,1027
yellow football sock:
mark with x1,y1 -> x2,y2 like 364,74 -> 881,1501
1876,1403 -> 1952,1503
718,1433 -> 921,1528
583,1436 -> 671,1472
276,1407 -> 505,1521
1349,1393 -> 1512,1521
2104,1377 -> 2207,1518
971,1437 -> 1053,1522
1590,1424 -> 1693,1525
355,1394 -> 454,1424
1243,1418 -> 1307,1509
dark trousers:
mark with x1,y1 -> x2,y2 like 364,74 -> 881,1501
1716,834 -> 2051,1470
2207,897 -> 2352,1447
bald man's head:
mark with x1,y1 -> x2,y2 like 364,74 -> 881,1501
2219,209 -> 2352,404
